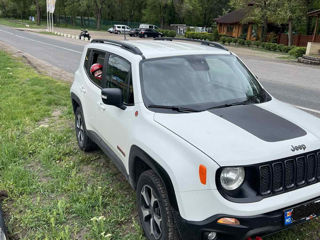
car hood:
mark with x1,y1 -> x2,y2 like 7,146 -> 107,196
153,99 -> 320,166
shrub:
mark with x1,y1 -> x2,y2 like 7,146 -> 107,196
225,37 -> 233,44
261,42 -> 266,48
253,41 -> 262,47
245,40 -> 252,46
270,43 -> 278,51
238,39 -> 245,45
212,29 -> 220,41
264,42 -> 273,50
277,44 -> 285,52
220,36 -> 227,44
232,38 -> 238,44
288,47 -> 306,58
282,45 -> 294,53
159,29 -> 176,37
185,32 -> 218,41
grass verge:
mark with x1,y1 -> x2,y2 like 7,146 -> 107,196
0,50 -> 319,240
0,18 -> 46,29
0,51 -> 143,240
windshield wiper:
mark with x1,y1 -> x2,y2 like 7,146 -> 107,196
147,104 -> 201,113
205,95 -> 261,110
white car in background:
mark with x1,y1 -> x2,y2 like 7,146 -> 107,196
113,24 -> 131,34
139,23 -> 159,30
107,27 -> 114,33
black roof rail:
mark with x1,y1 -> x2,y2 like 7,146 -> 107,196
154,37 -> 229,51
91,39 -> 145,58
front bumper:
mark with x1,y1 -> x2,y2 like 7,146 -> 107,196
175,196 -> 320,240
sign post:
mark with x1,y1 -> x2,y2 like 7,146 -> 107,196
47,0 -> 56,32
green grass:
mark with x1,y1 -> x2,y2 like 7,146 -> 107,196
0,18 -> 46,29
0,17 -> 108,32
0,51 -> 143,240
0,50 -> 319,240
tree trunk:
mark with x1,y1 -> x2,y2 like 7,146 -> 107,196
96,8 -> 102,30
262,16 -> 268,42
288,19 -> 293,46
35,0 -> 41,25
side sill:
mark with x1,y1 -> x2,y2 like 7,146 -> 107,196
87,130 -> 130,183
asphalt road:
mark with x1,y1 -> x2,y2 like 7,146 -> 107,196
0,25 -> 319,117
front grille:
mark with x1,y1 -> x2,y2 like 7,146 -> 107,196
259,150 -> 320,196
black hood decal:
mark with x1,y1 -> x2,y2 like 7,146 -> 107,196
209,105 -> 306,142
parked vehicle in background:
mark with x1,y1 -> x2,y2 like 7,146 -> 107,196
107,27 -> 114,33
113,25 -> 131,34
139,23 -> 158,30
138,28 -> 163,38
129,28 -> 140,37
79,30 -> 91,40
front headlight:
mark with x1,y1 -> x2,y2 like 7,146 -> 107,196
220,167 -> 245,191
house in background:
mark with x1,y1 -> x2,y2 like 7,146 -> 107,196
215,4 -> 261,40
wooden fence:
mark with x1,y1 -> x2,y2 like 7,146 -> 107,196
278,33 -> 320,46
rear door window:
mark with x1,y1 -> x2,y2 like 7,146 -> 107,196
88,50 -> 106,88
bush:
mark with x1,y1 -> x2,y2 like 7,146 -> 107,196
270,43 -> 278,51
288,47 -> 306,58
261,42 -> 266,48
212,28 -> 220,41
232,38 -> 238,44
253,41 -> 262,48
220,36 -> 227,44
225,37 -> 233,44
277,44 -> 285,52
282,45 -> 294,53
159,29 -> 176,37
245,40 -> 252,46
185,32 -> 218,41
238,39 -> 245,45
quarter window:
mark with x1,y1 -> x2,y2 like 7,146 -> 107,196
106,54 -> 134,105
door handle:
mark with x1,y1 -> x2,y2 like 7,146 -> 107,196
97,101 -> 106,111
80,86 -> 86,94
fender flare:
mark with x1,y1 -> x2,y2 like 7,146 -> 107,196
71,93 -> 82,113
129,145 -> 179,211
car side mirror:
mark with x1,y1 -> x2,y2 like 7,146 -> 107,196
101,88 -> 126,110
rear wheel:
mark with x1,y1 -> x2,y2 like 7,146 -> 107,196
75,107 -> 96,151
137,170 -> 180,240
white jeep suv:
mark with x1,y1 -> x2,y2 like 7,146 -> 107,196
70,38 -> 320,240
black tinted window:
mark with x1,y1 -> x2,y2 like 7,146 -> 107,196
106,55 -> 134,105
84,49 -> 90,71
89,50 -> 105,87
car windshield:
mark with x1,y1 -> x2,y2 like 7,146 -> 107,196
141,54 -> 269,111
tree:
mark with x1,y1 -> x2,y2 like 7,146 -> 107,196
273,0 -> 306,46
93,0 -> 106,30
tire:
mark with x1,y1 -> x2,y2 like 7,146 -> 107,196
137,170 -> 180,240
0,206 -> 7,240
144,34 -> 148,38
74,107 -> 96,152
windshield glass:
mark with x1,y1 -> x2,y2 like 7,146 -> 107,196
141,54 -> 268,111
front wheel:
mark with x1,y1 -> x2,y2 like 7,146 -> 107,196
137,170 -> 180,240
144,34 -> 148,38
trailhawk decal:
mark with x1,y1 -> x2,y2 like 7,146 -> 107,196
209,105 -> 307,142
